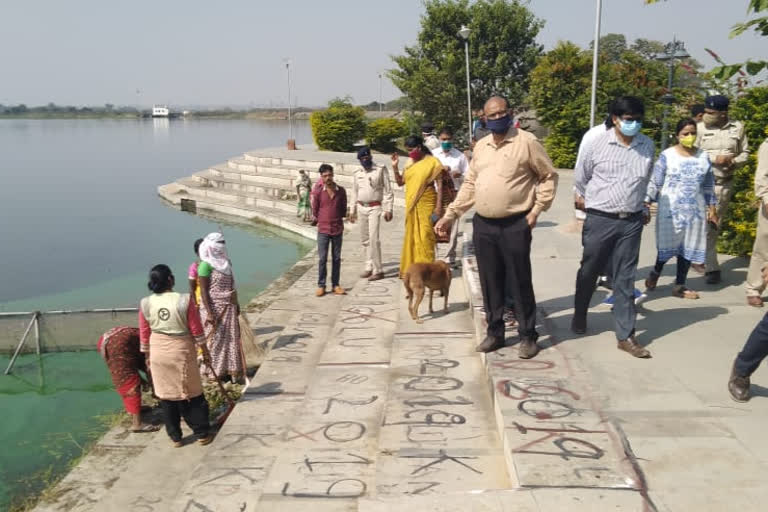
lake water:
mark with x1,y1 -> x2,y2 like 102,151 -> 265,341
0,118 -> 314,509
0,118 -> 314,312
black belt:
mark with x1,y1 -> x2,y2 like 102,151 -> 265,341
586,208 -> 643,220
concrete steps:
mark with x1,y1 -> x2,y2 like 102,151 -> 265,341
159,147 -> 406,231
158,182 -> 317,240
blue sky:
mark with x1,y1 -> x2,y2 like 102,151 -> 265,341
1,0 -> 764,107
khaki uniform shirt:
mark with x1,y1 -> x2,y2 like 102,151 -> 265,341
350,165 -> 394,216
696,120 -> 749,180
753,139 -> 768,202
445,127 -> 558,221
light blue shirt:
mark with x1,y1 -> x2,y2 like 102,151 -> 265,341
574,127 -> 655,213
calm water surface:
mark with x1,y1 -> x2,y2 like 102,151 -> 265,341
0,118 -> 314,508
0,118 -> 314,311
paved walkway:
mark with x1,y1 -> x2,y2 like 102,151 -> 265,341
35,169 -> 768,511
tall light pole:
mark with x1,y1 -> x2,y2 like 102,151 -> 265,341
378,73 -> 383,112
589,0 -> 603,127
655,38 -> 690,149
458,25 -> 472,141
284,58 -> 293,141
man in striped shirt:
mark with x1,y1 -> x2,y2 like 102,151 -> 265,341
572,96 -> 654,358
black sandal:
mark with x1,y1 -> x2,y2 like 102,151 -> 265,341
645,270 -> 660,291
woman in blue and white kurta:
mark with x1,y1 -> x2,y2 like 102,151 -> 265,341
644,118 -> 717,299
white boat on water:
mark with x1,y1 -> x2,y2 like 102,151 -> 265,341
152,105 -> 170,117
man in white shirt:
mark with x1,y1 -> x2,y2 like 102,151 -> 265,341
432,126 -> 469,266
349,146 -> 394,281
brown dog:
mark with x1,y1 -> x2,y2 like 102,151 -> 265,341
403,261 -> 452,323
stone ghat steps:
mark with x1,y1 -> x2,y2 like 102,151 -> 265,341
200,165 -> 407,207
158,182 -> 318,240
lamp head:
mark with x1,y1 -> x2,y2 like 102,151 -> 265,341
458,25 -> 470,40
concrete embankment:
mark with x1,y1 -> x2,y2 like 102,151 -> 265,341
32,147 -> 768,511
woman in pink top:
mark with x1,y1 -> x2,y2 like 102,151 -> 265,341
188,238 -> 204,306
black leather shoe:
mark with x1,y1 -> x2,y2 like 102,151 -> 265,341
475,336 -> 505,353
571,316 -> 587,335
705,271 -> 721,284
728,361 -> 751,402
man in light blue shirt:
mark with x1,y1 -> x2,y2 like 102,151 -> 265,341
572,96 -> 654,358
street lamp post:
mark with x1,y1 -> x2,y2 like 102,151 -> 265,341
285,59 -> 293,142
655,38 -> 690,149
458,25 -> 472,142
378,73 -> 383,113
589,0 -> 603,127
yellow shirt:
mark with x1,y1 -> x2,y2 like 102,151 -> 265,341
445,128 -> 558,220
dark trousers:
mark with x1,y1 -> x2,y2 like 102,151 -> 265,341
575,212 -> 643,340
318,232 -> 343,288
473,213 -> 538,342
654,255 -> 692,285
735,312 -> 768,377
160,394 -> 210,442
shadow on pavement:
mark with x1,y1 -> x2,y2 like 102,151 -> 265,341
635,306 -> 729,347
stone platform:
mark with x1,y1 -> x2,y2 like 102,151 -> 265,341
33,148 -> 768,511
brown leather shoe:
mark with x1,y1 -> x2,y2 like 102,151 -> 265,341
368,272 -> 385,281
475,336 -> 505,353
728,361 -> 751,402
360,270 -> 373,278
333,286 -> 346,295
518,339 -> 540,359
315,288 -> 326,297
617,337 -> 651,358
747,295 -> 764,308
197,435 -> 214,446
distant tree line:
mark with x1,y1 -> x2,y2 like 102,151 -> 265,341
0,103 -> 140,116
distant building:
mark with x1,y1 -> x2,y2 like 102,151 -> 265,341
152,105 -> 169,117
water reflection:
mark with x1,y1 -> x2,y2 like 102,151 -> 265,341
152,117 -> 169,137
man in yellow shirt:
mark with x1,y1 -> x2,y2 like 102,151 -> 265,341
435,96 -> 558,359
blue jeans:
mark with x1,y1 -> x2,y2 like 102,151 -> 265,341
317,233 -> 343,288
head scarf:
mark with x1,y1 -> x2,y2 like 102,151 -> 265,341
199,232 -> 231,275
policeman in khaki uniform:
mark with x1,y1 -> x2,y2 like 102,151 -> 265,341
349,146 -> 394,281
745,137 -> 768,307
696,94 -> 749,284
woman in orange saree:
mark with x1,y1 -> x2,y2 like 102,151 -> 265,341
392,135 -> 444,278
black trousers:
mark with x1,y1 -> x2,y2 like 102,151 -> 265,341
317,233 -> 343,288
735,312 -> 768,377
160,394 -> 210,442
654,255 -> 692,286
574,212 -> 643,340
473,213 -> 538,342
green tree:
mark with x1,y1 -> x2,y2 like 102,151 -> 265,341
595,33 -> 627,63
309,98 -> 366,152
389,0 -> 542,139
365,118 -> 406,153
528,39 -> 675,167
717,86 -> 768,255
527,41 -> 593,167
631,38 -> 665,59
